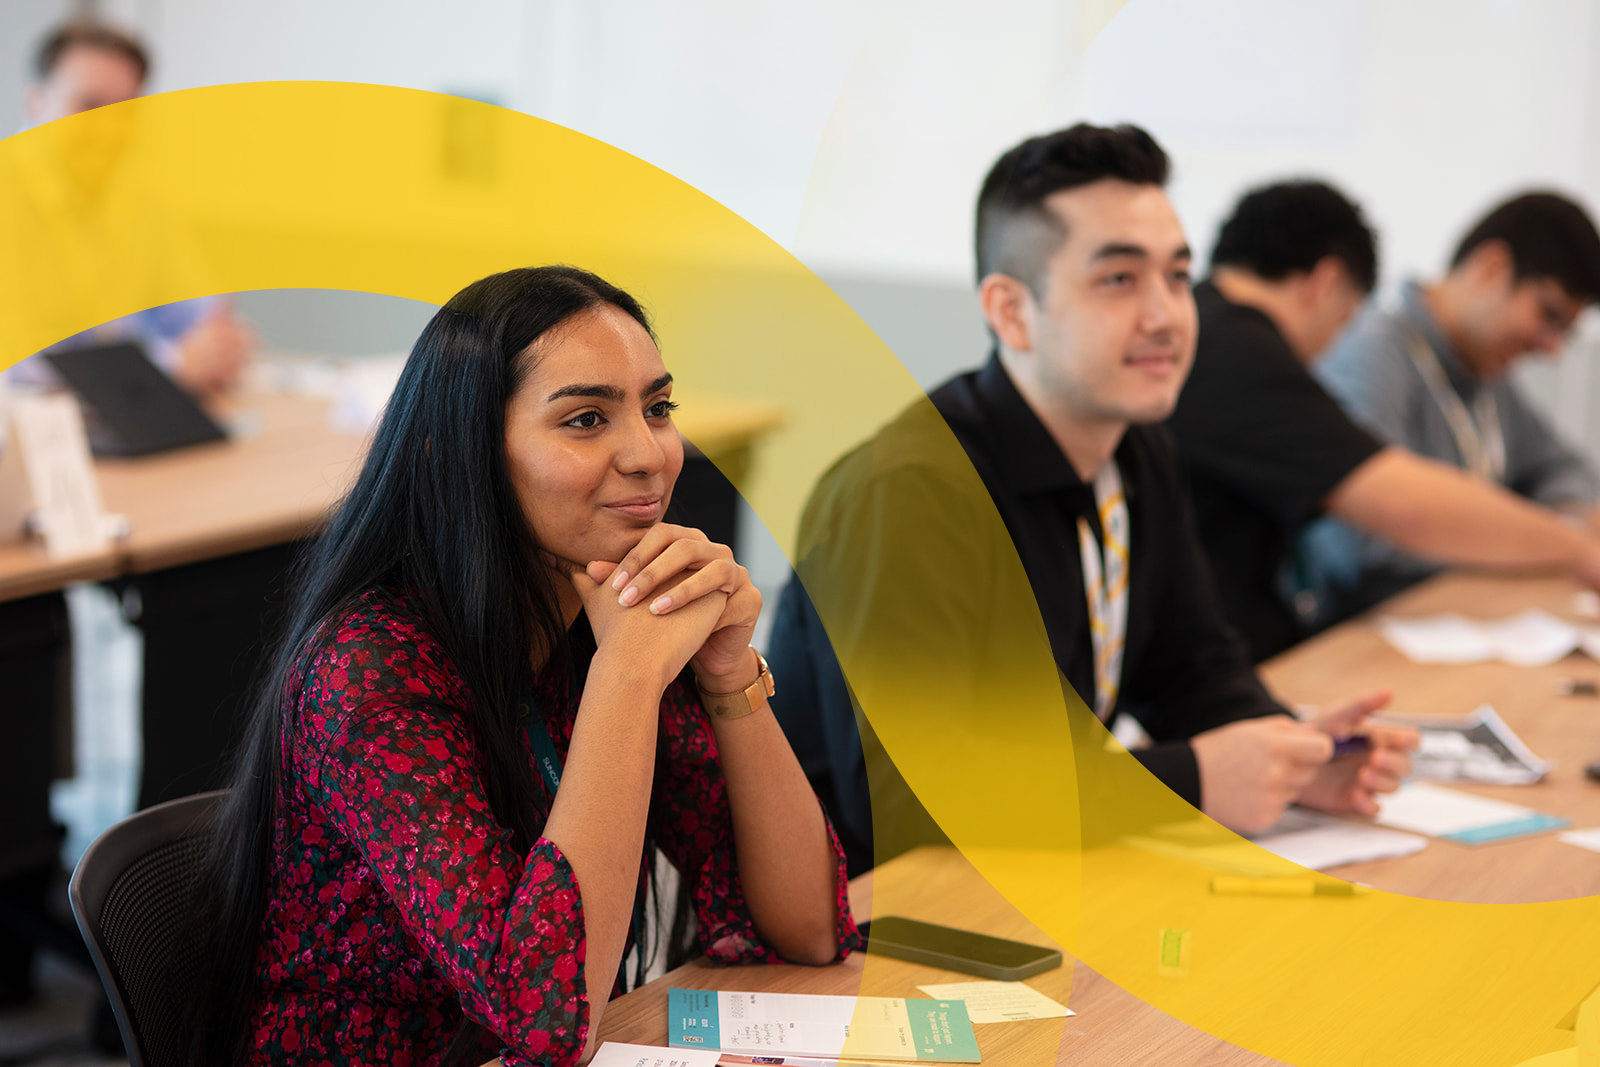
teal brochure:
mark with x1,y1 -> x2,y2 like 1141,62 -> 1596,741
668,988 -> 982,1062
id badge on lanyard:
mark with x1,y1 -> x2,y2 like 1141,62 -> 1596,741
1076,461 -> 1129,720
519,696 -> 650,988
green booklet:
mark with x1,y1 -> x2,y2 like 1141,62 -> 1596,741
668,988 -> 981,1062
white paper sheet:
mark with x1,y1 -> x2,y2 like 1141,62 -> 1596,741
1558,828 -> 1600,854
1250,817 -> 1427,870
914,981 -> 1073,1024
1378,614 -> 1497,662
1379,610 -> 1597,667
1125,808 -> 1425,875
1375,782 -> 1560,838
1480,611 -> 1587,666
588,1042 -> 722,1067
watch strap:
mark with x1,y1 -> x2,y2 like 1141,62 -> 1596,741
696,650 -> 775,721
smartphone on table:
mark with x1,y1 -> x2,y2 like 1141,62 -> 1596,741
858,916 -> 1062,981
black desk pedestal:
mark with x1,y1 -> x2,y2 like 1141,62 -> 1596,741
123,542 -> 299,810
0,591 -> 70,1002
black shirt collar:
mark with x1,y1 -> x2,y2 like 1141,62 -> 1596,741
969,350 -> 1141,499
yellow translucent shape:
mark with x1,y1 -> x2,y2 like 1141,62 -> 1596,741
1,82 -> 1594,1066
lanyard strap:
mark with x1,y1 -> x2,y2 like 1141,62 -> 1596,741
1404,326 -> 1505,483
519,696 -> 650,989
1076,461 -> 1130,721
520,696 -> 565,795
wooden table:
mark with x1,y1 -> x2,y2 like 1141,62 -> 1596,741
579,571 -> 1600,1066
591,846 -> 1286,1066
94,389 -> 366,573
0,540 -> 118,601
1259,571 -> 1600,903
0,382 -> 786,594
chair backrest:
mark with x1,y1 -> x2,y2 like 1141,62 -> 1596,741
69,790 -> 226,1067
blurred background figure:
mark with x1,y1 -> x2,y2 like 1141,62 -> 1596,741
1169,182 -> 1600,663
9,17 -> 254,399
1304,192 -> 1600,620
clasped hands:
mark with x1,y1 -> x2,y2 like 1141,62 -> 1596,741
1192,690 -> 1420,835
549,524 -> 764,695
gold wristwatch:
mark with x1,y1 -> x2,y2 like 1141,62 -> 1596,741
696,650 -> 775,721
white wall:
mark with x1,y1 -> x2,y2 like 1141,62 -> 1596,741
9,1 -> 1600,440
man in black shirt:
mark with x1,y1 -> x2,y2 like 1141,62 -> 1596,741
1168,182 -> 1600,662
770,128 -> 1413,873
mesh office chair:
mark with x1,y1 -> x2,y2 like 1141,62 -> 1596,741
69,790 -> 226,1067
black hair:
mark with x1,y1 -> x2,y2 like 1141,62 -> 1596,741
1450,191 -> 1600,302
34,20 -> 150,83
975,122 -> 1170,297
1210,180 -> 1378,293
189,265 -> 693,1065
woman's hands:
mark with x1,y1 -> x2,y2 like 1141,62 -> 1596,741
587,524 -> 763,690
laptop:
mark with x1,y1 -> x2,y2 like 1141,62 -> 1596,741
44,341 -> 228,456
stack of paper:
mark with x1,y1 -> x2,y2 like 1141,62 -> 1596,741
1378,609 -> 1600,666
668,989 -> 981,1062
1375,782 -> 1570,845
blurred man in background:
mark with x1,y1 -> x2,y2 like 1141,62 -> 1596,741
11,18 -> 253,396
1304,191 -> 1600,619
1168,182 -> 1600,662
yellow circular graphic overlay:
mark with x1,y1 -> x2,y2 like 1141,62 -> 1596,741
2,82 -> 1594,1066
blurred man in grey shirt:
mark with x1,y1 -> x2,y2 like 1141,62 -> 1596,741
1305,192 -> 1600,618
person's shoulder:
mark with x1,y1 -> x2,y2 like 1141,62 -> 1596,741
310,587 -> 441,661
1322,301 -> 1410,372
798,369 -> 999,555
810,371 -> 987,501
294,586 -> 467,722
1195,283 -> 1293,361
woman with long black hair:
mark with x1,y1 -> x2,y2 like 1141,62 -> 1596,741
190,266 -> 858,1066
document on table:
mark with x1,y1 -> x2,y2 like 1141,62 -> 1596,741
586,1042 -> 722,1067
1558,828 -> 1600,854
1247,807 -> 1428,869
1125,808 -> 1426,875
1375,782 -> 1570,844
914,982 -> 1072,1024
1378,609 -> 1600,667
1380,705 -> 1553,785
667,989 -> 981,1062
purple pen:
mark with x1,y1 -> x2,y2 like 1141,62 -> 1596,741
1332,736 -> 1372,759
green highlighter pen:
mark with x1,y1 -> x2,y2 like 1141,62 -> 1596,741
1209,877 -> 1372,897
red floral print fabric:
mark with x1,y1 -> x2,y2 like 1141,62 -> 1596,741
243,588 -> 859,1066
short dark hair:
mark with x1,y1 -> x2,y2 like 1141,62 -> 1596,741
1450,192 -> 1600,303
34,20 -> 150,84
1210,180 -> 1378,293
975,123 -> 1170,296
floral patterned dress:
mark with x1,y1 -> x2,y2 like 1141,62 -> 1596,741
245,587 -> 860,1066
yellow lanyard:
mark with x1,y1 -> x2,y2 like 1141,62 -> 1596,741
1077,461 -> 1129,721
